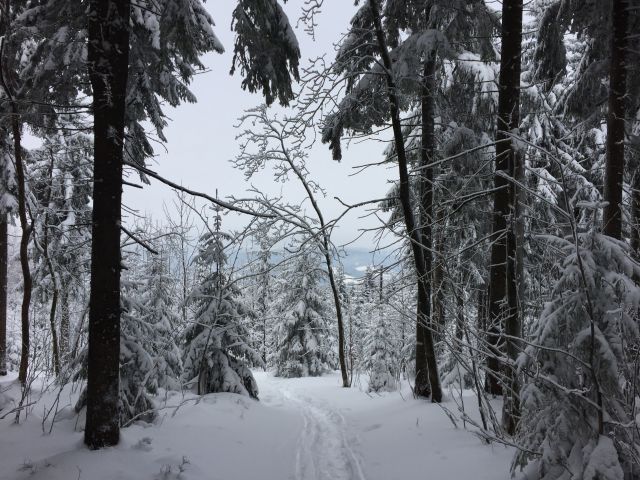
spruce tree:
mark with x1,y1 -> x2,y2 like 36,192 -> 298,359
182,216 -> 261,398
118,273 -> 157,425
364,301 -> 400,393
514,206 -> 640,478
273,248 -> 333,378
138,253 -> 182,392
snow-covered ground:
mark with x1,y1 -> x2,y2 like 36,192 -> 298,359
0,372 -> 512,480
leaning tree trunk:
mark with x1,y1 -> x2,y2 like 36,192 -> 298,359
281,140 -> 350,387
491,0 -> 524,434
369,0 -> 442,402
415,54 -> 438,398
323,246 -> 350,387
84,0 -> 130,449
603,0 -> 628,240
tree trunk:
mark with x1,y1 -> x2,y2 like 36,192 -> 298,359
48,286 -> 60,376
432,206 -> 445,344
455,279 -> 464,345
323,245 -> 350,387
369,0 -> 442,402
59,280 -> 70,361
0,216 -> 7,376
415,55 -> 438,398
603,0 -> 628,240
84,0 -> 130,450
42,156 -> 61,376
12,111 -> 31,385
486,0 -> 524,397
492,0 -> 524,434
43,212 -> 60,377
477,285 -> 487,334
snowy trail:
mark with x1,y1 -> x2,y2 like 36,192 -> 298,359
1,372 -> 514,480
279,387 -> 367,480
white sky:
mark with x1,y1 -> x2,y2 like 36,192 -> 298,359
123,1 -> 396,250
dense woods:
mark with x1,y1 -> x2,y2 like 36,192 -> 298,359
1,1 -> 639,479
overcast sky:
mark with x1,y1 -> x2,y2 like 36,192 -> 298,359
123,1 -> 396,251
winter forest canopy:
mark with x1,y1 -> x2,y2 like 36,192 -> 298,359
1,0 -> 640,479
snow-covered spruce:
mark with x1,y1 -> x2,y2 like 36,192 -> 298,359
272,249 -> 333,378
363,302 -> 400,392
118,278 -> 157,425
513,211 -> 640,479
138,253 -> 182,392
182,225 -> 261,398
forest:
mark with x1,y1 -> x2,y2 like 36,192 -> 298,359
0,0 -> 639,479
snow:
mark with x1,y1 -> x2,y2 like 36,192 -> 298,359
0,372 -> 513,480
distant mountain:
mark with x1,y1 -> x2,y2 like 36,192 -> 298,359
235,246 -> 394,278
334,247 -> 390,277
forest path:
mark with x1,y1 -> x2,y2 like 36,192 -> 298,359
284,389 -> 367,480
255,371 -> 513,480
258,374 -> 367,480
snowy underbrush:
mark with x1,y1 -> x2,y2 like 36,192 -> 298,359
1,370 -> 513,480
0,371 -> 298,480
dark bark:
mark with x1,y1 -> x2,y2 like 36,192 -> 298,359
415,56 -> 437,398
486,0 -> 524,398
490,0 -> 524,433
325,249 -> 350,387
369,0 -> 442,402
455,282 -> 464,344
59,280 -> 70,361
13,112 -> 31,385
84,0 -> 130,449
0,216 -> 7,375
48,287 -> 59,375
1,29 -> 31,384
603,0 -> 628,240
432,206 -> 445,343
477,286 -> 487,334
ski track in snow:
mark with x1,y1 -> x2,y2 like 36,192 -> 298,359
280,388 -> 367,480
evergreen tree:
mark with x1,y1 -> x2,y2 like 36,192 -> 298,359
118,274 -> 157,425
514,205 -> 640,478
363,301 -> 400,393
243,235 -> 275,368
231,0 -> 301,106
273,248 -> 333,378
138,253 -> 182,392
182,217 -> 261,398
